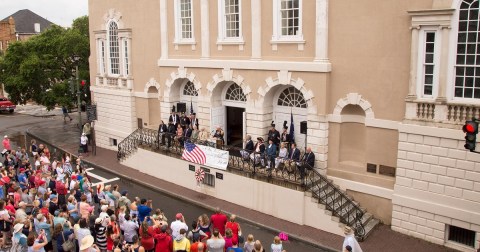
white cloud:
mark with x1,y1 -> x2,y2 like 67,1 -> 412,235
0,0 -> 88,27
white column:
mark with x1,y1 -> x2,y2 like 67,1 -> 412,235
160,0 -> 168,59
200,0 -> 210,59
437,26 -> 450,102
407,26 -> 420,101
251,0 -> 262,60
314,0 -> 329,62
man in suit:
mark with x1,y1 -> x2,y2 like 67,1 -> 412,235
240,135 -> 254,160
158,120 -> 167,146
182,124 -> 193,145
169,111 -> 180,127
166,121 -> 177,148
286,143 -> 300,173
266,139 -> 277,170
190,113 -> 199,128
299,147 -> 315,183
180,112 -> 190,129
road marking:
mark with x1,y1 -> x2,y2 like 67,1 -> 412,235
85,168 -> 119,187
92,178 -> 120,187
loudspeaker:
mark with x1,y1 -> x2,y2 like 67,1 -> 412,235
300,121 -> 307,134
177,102 -> 186,113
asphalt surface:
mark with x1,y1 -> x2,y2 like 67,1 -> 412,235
0,109 -> 461,252
1,110 -> 326,252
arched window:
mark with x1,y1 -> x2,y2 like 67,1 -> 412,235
108,21 -> 120,75
182,81 -> 198,96
455,0 -> 480,98
277,87 -> 307,108
225,83 -> 246,101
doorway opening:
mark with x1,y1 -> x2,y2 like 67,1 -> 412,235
226,106 -> 244,147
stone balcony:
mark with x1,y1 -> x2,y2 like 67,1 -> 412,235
405,100 -> 480,129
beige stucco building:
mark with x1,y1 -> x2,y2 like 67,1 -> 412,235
88,0 -> 480,250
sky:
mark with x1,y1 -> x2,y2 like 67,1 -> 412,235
0,0 -> 88,27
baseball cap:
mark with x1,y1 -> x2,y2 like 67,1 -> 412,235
176,213 -> 183,220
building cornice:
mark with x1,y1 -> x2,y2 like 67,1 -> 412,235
157,58 -> 332,73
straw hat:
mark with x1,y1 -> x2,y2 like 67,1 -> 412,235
343,226 -> 354,235
13,223 -> 24,233
80,235 -> 94,250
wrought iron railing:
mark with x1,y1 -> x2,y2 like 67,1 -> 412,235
306,169 -> 366,240
117,128 -> 367,239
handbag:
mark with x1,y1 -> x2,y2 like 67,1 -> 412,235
61,232 -> 75,251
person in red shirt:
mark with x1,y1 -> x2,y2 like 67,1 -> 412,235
210,207 -> 228,236
190,241 -> 206,252
225,214 -> 241,243
55,179 -> 68,206
153,223 -> 173,252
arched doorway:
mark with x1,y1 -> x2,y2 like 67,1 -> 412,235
272,86 -> 308,149
210,81 -> 247,146
168,78 -> 199,114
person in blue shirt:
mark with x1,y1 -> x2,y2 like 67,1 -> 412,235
12,223 -> 28,251
17,168 -> 28,190
137,198 -> 153,223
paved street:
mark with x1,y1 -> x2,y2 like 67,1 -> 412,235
0,108 -> 459,252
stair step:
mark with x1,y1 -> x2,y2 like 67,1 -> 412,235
358,218 -> 380,241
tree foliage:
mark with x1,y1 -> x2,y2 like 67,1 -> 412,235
0,16 -> 90,110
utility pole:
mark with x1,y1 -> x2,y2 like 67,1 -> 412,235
76,64 -> 82,129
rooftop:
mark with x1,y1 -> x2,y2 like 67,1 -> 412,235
1,9 -> 54,34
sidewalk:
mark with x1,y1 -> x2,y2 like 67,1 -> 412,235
27,117 -> 458,252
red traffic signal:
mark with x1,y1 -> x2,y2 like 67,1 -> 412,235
81,80 -> 86,86
463,121 -> 478,134
463,120 -> 478,151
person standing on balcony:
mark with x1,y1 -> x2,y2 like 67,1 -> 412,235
158,120 -> 167,146
342,226 -> 362,252
267,122 -> 280,148
190,113 -> 199,128
280,121 -> 291,149
169,110 -> 180,128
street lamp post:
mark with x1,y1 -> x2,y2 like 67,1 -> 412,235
74,55 -> 82,129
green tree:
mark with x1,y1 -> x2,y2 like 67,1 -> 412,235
0,16 -> 90,110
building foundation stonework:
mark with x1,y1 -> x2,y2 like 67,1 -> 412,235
393,124 -> 480,251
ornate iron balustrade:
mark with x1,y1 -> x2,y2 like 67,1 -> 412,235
117,128 -> 367,239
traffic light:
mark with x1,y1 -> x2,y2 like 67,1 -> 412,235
463,120 -> 478,151
81,80 -> 86,87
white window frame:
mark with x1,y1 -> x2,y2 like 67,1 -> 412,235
174,0 -> 196,44
217,0 -> 244,44
416,28 -> 441,100
96,39 -> 106,75
107,20 -> 120,77
447,0 -> 480,103
271,0 -> 304,43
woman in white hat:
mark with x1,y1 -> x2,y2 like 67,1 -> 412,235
11,223 -> 27,251
342,226 -> 363,252
80,234 -> 100,252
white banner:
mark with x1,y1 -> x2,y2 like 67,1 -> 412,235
197,144 -> 229,170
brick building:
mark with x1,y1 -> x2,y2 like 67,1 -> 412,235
0,9 -> 53,53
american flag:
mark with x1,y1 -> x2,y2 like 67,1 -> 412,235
182,142 -> 206,164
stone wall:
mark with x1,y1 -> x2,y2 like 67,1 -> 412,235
92,86 -> 137,150
392,124 -> 480,251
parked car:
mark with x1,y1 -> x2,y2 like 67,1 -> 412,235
0,97 -> 15,113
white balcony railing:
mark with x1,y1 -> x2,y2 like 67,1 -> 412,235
406,100 -> 480,127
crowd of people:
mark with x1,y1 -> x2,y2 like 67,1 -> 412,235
0,134 -> 296,252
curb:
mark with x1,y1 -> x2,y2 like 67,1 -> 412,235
25,127 -> 338,252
